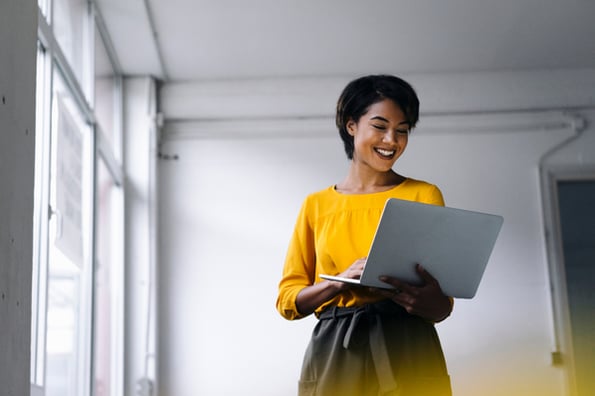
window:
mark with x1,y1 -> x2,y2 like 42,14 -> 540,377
31,41 -> 52,390
53,0 -> 92,99
94,25 -> 122,160
31,2 -> 124,395
92,21 -> 124,396
93,158 -> 124,396
44,67 -> 94,396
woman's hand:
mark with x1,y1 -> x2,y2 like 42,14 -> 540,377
332,257 -> 367,290
376,263 -> 452,322
295,257 -> 367,316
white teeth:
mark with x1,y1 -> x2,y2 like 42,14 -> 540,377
376,148 -> 395,156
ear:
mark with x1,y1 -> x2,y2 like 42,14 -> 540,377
346,119 -> 357,136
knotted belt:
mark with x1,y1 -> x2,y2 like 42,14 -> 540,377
318,301 -> 405,394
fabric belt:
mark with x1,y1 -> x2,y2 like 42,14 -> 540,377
318,301 -> 405,394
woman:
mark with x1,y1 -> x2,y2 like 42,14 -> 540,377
276,75 -> 453,396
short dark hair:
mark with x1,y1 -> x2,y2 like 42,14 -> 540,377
336,74 -> 420,159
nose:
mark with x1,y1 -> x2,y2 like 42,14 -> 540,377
382,130 -> 397,144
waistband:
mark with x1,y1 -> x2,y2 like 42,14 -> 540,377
318,299 -> 406,321
317,300 -> 406,393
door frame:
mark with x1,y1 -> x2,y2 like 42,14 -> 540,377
540,163 -> 595,396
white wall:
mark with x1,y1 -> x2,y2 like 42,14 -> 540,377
157,70 -> 595,396
0,0 -> 37,395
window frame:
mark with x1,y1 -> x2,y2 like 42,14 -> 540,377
32,1 -> 125,395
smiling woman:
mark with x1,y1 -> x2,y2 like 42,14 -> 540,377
343,100 -> 411,183
276,75 -> 453,396
336,75 -> 418,162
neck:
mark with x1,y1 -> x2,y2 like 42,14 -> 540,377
336,166 -> 405,194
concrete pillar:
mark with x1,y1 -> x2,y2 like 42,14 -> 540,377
0,0 -> 38,395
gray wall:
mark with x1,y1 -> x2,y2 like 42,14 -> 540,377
0,0 -> 38,395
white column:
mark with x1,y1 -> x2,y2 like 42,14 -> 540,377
123,77 -> 159,396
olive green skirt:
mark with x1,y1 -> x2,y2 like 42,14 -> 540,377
298,300 -> 451,396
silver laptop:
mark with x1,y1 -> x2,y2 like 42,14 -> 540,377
319,198 -> 503,298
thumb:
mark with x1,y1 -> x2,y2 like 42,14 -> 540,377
416,263 -> 438,284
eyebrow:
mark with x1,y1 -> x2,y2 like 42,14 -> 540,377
370,116 -> 410,126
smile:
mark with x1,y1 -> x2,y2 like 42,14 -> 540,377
374,148 -> 396,158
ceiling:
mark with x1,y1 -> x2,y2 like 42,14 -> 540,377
95,0 -> 595,82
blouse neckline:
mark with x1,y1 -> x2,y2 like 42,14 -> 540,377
331,178 -> 410,197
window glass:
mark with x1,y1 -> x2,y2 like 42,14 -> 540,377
31,42 -> 52,387
53,0 -> 91,98
93,158 -> 123,396
94,27 -> 120,160
44,67 -> 93,396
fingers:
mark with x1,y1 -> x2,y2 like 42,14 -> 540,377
373,287 -> 405,305
337,257 -> 367,281
376,266 -> 451,321
378,263 -> 434,287
356,258 -> 367,270
378,275 -> 410,293
415,263 -> 441,287
377,276 -> 415,302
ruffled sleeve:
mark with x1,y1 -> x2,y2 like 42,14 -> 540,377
276,197 -> 316,320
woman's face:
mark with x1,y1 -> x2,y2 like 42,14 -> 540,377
347,99 -> 410,172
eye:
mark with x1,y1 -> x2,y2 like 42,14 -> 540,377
372,124 -> 387,130
396,129 -> 409,135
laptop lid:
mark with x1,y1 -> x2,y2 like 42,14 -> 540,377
358,198 -> 503,298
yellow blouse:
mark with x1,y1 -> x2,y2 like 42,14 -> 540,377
276,178 -> 445,320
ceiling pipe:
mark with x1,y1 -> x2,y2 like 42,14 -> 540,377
162,110 -> 586,140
